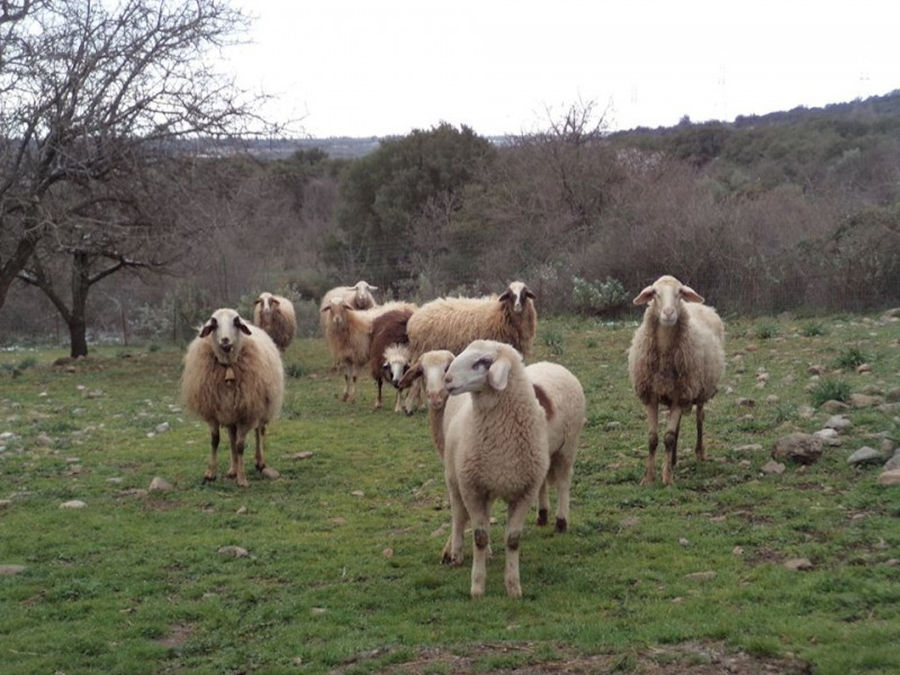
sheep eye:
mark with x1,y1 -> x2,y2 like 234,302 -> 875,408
473,357 -> 492,370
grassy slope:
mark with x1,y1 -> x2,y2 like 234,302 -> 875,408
0,314 -> 898,673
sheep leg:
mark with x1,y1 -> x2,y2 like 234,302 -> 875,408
232,426 -> 249,488
347,364 -> 358,403
663,405 -> 683,486
694,403 -> 706,460
504,498 -> 532,598
225,425 -> 239,479
536,479 -> 550,526
374,377 -> 383,410
393,387 -> 403,413
468,497 -> 492,598
254,424 -> 266,472
554,458 -> 575,533
641,400 -> 659,485
204,422 -> 220,482
341,364 -> 351,402
442,482 -> 468,566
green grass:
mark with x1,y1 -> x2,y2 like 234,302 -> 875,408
810,378 -> 852,407
0,314 -> 898,673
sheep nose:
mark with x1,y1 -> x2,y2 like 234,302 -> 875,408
662,307 -> 676,320
444,373 -> 453,385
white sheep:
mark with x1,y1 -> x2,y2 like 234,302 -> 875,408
252,292 -> 296,352
627,275 -> 725,486
441,339 -> 550,598
319,281 -> 378,334
321,299 -> 416,402
403,281 -> 538,413
398,349 -> 457,457
181,308 -> 284,487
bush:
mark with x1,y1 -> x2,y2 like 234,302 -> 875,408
801,321 -> 827,337
835,347 -> 868,369
810,378 -> 851,408
572,276 -> 628,316
754,322 -> 778,339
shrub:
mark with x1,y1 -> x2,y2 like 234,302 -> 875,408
572,276 -> 628,316
542,330 -> 564,356
835,347 -> 868,369
754,322 -> 778,339
810,378 -> 851,408
801,322 -> 827,337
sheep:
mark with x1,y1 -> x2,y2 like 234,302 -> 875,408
627,274 -> 725,486
318,281 -> 378,334
397,349 -> 457,457
181,308 -> 284,487
525,361 -> 586,533
369,306 -> 416,410
252,292 -> 296,352
440,339 -> 550,598
321,299 -> 416,403
403,281 -> 538,413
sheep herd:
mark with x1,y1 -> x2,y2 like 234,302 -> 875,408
180,275 -> 725,597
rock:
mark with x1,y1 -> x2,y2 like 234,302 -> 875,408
382,547 -> 394,558
737,398 -> 756,408
217,545 -> 249,558
685,571 -> 717,581
236,505 -> 248,515
808,365 -> 826,376
877,470 -> 900,486
260,467 -> 280,479
765,395 -> 780,405
148,476 -> 173,492
35,433 -> 52,446
814,428 -> 842,446
772,433 -> 824,465
761,460 -> 786,475
604,421 -> 621,431
820,400 -> 851,414
290,452 -> 314,460
850,393 -> 884,408
0,564 -> 26,575
883,454 -> 900,472
60,500 -> 87,509
856,363 -> 872,374
732,546 -> 744,556
847,447 -> 885,466
877,402 -> 900,415
824,415 -> 853,432
678,538 -> 690,547
351,490 -> 364,497
886,388 -> 900,403
735,444 -> 764,452
784,558 -> 814,571
797,405 -> 816,419
154,422 -> 170,434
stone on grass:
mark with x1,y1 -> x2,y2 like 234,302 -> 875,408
737,398 -> 756,408
0,564 -> 26,575
784,558 -> 814,571
850,393 -> 883,408
824,415 -> 853,432
148,476 -> 173,492
290,452 -> 314,460
814,428 -> 842,446
847,447 -> 884,466
236,505 -> 248,515
60,500 -> 87,509
735,444 -> 764,452
887,387 -> 900,403
772,433 -> 823,465
820,400 -> 851,414
260,467 -> 279,479
761,460 -> 786,475
155,422 -> 170,434
877,470 -> 900,486
35,433 -> 52,446
217,545 -> 249,558
883,454 -> 900,472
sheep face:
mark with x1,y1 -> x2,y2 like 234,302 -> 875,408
352,281 -> 378,309
254,292 -> 279,317
445,340 -> 520,396
499,281 -> 535,315
633,275 -> 704,327
199,308 -> 252,364
382,344 -> 411,388
322,297 -> 351,328
406,350 -> 455,409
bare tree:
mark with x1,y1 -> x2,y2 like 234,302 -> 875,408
0,0 -> 274,354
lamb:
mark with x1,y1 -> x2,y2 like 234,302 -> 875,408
369,306 -> 416,410
403,281 -> 537,413
627,275 -> 725,486
440,339 -> 550,598
321,299 -> 416,402
252,292 -> 296,352
181,308 -> 284,487
318,281 -> 378,334
397,349 -> 457,457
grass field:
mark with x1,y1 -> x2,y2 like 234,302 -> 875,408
1,313 -> 898,673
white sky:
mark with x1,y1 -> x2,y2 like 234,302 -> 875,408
226,0 -> 898,138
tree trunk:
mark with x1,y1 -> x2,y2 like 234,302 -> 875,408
67,315 -> 88,358
68,251 -> 91,358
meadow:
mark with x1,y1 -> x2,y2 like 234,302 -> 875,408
0,314 -> 898,673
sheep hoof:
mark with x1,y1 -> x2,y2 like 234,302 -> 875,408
203,474 -> 216,483
555,517 -> 567,533
536,508 -> 548,526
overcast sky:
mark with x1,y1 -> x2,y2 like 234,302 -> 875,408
226,0 -> 898,138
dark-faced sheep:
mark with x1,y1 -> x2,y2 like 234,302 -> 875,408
369,306 -> 415,410
627,275 -> 725,486
252,292 -> 296,352
181,308 -> 284,487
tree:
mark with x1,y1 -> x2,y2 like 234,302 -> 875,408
0,0 -> 272,355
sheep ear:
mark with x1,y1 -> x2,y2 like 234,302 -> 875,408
320,305 -> 331,314
498,289 -> 512,302
487,357 -> 511,391
271,298 -> 280,307
633,285 -> 655,305
680,285 -> 704,303
234,316 -> 252,335
199,320 -> 216,338
398,364 -> 422,389
253,298 -> 262,305
523,286 -> 535,300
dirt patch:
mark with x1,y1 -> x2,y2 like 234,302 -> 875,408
156,623 -> 193,649
336,641 -> 811,674
744,546 -> 784,567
